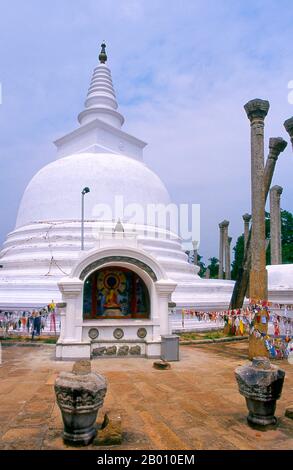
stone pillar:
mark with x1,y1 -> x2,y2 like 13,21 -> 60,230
192,240 -> 199,266
218,222 -> 224,279
244,99 -> 270,359
242,213 -> 251,253
244,99 -> 269,301
270,185 -> 283,265
242,214 -> 251,299
284,117 -> 293,148
264,138 -> 288,191
205,267 -> 210,279
222,221 -> 229,280
55,360 -> 107,445
226,237 -> 232,280
230,136 -> 287,310
235,357 -> 285,427
218,220 -> 229,279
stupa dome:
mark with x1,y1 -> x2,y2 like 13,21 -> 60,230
15,151 -> 171,228
0,43 -> 235,314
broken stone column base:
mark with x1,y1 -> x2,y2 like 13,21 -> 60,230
55,360 -> 107,446
235,357 -> 285,427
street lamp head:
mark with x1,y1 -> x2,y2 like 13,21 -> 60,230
82,187 -> 90,195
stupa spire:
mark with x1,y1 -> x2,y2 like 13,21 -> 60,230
78,42 -> 124,129
99,42 -> 107,64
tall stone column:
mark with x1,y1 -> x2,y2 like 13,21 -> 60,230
218,222 -> 224,279
192,240 -> 199,266
226,236 -> 232,280
270,185 -> 283,265
230,136 -> 287,309
219,220 -> 229,279
242,213 -> 251,254
244,99 -> 269,301
284,117 -> 293,148
264,138 -> 288,191
242,214 -> 251,298
205,267 -> 210,279
222,221 -> 229,279
244,98 -> 270,360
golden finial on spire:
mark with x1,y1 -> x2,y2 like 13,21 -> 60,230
99,42 -> 107,64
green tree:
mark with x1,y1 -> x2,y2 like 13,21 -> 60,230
231,234 -> 244,280
207,257 -> 219,279
272,209 -> 293,263
185,250 -> 206,277
231,208 -> 293,280
197,254 -> 206,277
265,210 -> 293,264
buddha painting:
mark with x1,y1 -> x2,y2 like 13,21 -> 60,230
104,287 -> 120,309
102,272 -> 124,316
83,266 -> 150,319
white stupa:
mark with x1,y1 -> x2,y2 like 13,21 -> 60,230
267,265 -> 293,304
0,44 -> 235,316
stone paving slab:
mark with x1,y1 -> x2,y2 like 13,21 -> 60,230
0,341 -> 292,450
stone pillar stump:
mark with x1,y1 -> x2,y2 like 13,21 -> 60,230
235,357 -> 285,427
55,360 -> 107,446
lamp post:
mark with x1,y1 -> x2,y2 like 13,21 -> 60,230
81,187 -> 90,251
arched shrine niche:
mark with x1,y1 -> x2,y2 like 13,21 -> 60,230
83,266 -> 150,319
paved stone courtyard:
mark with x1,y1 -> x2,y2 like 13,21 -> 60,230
0,341 -> 292,450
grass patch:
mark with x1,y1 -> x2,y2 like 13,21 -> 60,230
0,335 -> 58,344
42,338 -> 57,344
179,330 -> 232,341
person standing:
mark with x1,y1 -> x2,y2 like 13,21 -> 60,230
34,311 -> 41,337
49,300 -> 56,334
27,313 -> 31,333
21,313 -> 26,331
31,311 -> 36,340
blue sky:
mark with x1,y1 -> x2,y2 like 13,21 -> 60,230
0,0 -> 293,262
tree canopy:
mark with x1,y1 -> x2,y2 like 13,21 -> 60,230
186,208 -> 292,279
231,209 -> 293,280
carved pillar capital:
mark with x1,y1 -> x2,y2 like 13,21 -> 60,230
242,213 -> 251,223
268,137 -> 288,160
244,99 -> 270,123
270,185 -> 283,197
284,116 -> 293,146
219,220 -> 229,229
